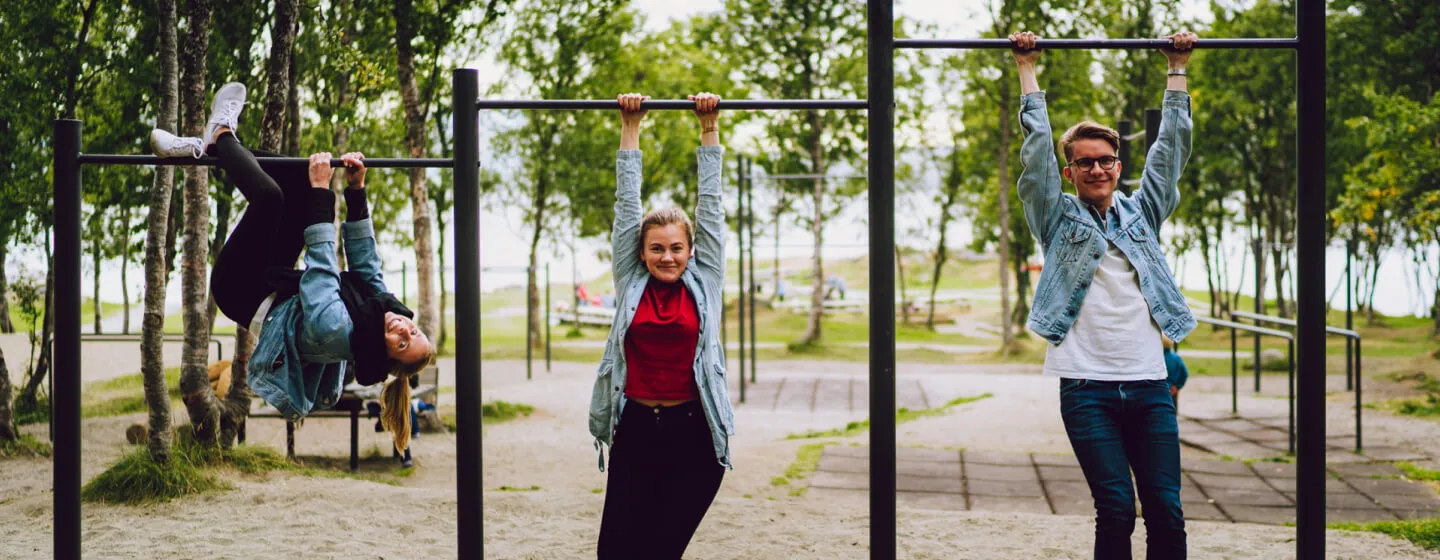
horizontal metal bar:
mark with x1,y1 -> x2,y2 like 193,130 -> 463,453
77,154 -> 457,168
895,38 -> 1299,50
1195,315 -> 1294,339
760,174 -> 868,180
475,99 -> 867,111
1229,310 -> 1360,338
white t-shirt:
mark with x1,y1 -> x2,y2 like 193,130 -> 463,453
1043,241 -> 1165,381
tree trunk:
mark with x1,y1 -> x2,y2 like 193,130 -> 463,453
0,347 -> 16,442
800,112 -> 826,345
1270,244 -> 1288,319
896,245 -> 909,324
140,0 -> 180,464
178,0 -> 221,445
259,0 -> 299,153
218,328 -> 253,449
996,84 -> 1015,356
121,206 -> 131,334
20,253 -> 54,410
283,42 -> 301,157
395,0 -> 439,340
926,234 -> 949,331
0,224 -> 13,334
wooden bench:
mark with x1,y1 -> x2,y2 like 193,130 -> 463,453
240,365 -> 440,471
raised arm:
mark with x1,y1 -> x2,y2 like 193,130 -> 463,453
337,152 -> 389,295
689,93 -> 726,283
612,93 -> 648,291
1134,31 -> 1197,230
1010,31 -> 1065,245
298,153 -> 354,350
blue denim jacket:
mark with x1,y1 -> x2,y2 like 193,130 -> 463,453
1017,90 -> 1197,345
249,218 -> 387,421
588,146 -> 734,471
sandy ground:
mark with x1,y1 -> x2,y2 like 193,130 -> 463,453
2,343 -> 1438,558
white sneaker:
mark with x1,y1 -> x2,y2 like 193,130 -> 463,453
150,129 -> 204,159
203,82 -> 247,146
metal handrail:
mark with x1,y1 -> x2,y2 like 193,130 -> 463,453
1230,310 -> 1363,451
78,332 -> 224,363
1193,315 -> 1299,454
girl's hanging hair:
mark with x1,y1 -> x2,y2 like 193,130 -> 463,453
380,345 -> 437,453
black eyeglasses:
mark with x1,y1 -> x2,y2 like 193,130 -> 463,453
1069,156 -> 1120,171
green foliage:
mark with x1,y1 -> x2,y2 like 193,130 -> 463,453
441,400 -> 536,432
0,434 -> 53,458
1331,518 -> 1440,551
1396,462 -> 1440,482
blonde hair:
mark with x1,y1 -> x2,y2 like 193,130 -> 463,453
1059,120 -> 1121,163
380,344 -> 437,454
639,207 -> 694,252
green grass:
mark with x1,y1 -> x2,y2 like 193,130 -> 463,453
0,434 -> 53,458
8,297 -> 103,333
441,400 -> 536,432
14,367 -> 187,427
492,485 -> 542,492
1397,462 -> 1440,481
779,441 -> 835,497
785,393 -> 994,440
1330,518 -> 1440,551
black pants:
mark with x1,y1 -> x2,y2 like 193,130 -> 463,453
597,399 -> 725,560
208,133 -> 313,327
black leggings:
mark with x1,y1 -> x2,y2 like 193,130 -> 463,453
209,133 -> 313,327
597,399 -> 725,560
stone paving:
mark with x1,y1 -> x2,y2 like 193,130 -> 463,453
735,377 -> 934,412
809,446 -> 1440,525
1178,413 -> 1430,464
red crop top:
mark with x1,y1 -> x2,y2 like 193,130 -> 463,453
623,278 -> 700,401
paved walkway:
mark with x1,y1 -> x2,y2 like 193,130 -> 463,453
1178,413 -> 1428,464
809,446 -> 1440,525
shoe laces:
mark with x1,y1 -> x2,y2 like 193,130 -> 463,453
210,100 -> 246,125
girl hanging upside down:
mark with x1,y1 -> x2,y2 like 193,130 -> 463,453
150,82 -> 435,455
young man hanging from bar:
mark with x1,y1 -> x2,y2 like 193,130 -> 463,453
1009,30 -> 1198,559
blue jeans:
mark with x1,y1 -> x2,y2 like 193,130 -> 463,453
1060,378 -> 1186,560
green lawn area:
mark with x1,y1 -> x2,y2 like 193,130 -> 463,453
8,297 -> 104,332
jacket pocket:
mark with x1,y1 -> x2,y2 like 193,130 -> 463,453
1059,223 -> 1094,263
709,362 -> 735,435
588,362 -> 615,442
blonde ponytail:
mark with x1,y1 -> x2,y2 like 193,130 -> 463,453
379,343 -> 437,455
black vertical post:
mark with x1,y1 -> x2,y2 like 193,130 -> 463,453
1253,238 -> 1263,392
1288,338 -> 1296,454
1345,237 -> 1354,390
747,158 -> 757,384
526,264 -> 533,381
737,155 -> 748,392
545,263 -> 551,373
868,1 -> 897,557
1355,338 -> 1362,451
452,68 -> 483,560
1117,120 -> 1133,196
1295,0 -> 1327,554
1144,108 -> 1160,153
1231,328 -> 1238,414
53,119 -> 81,560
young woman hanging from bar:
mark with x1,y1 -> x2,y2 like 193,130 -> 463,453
589,92 -> 734,560
149,82 -> 436,457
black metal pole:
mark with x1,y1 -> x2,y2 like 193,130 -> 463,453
869,1 -> 898,557
1254,239 -> 1262,392
1295,0 -> 1328,553
894,38 -> 1300,50
1355,337 -> 1363,451
53,119 -> 82,560
475,99 -> 868,111
1346,238 -> 1354,390
452,68 -> 483,560
1288,339 -> 1296,455
1231,327 -> 1238,414
737,155 -> 748,395
526,264 -> 533,381
75,154 -> 457,167
1144,109 -> 1161,153
545,262 -> 551,373
747,157 -> 757,385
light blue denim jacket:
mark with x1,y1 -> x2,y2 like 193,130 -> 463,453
588,146 -> 734,471
249,218 -> 387,421
1017,90 -> 1197,345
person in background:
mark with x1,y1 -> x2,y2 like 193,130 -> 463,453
1163,334 -> 1190,409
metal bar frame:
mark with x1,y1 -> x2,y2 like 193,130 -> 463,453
898,9 -> 1325,557
75,154 -> 456,168
476,99 -> 866,110
1231,310 -> 1362,451
869,1 -> 897,555
895,38 -> 1299,50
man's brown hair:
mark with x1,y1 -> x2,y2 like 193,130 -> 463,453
1058,121 -> 1121,163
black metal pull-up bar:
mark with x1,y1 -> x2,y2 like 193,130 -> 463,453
895,38 -> 1299,49
475,99 -> 866,110
75,154 -> 458,168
